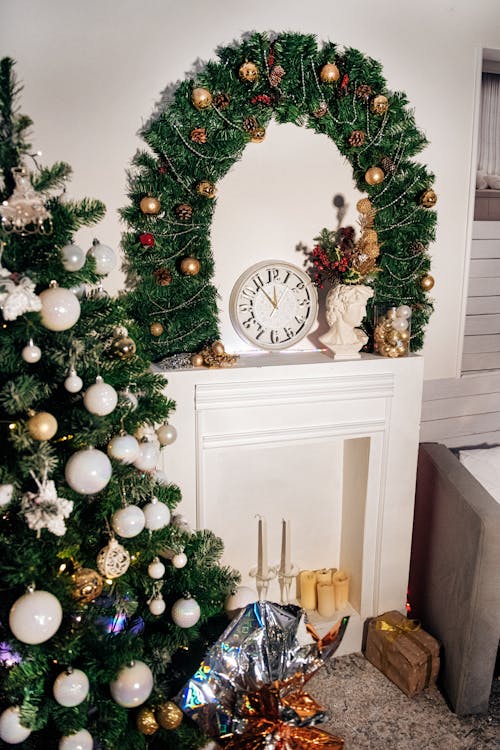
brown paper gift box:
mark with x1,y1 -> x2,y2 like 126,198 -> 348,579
364,610 -> 440,697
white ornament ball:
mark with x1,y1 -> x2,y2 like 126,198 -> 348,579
107,433 -> 140,463
391,317 -> 409,332
65,447 -> 112,495
53,669 -> 89,707
9,589 -> 62,644
0,706 -> 32,744
22,341 -> 41,363
156,423 -> 177,446
396,304 -> 412,319
39,285 -> 81,331
224,586 -> 259,618
109,660 -> 154,708
64,368 -> 83,393
0,483 -> 14,507
143,497 -> 171,531
133,441 -> 160,472
87,240 -> 117,275
172,552 -> 187,569
148,557 -> 166,579
96,538 -> 130,579
59,728 -> 93,750
111,505 -> 145,538
61,243 -> 86,272
83,376 -> 118,416
149,596 -> 166,616
171,596 -> 201,628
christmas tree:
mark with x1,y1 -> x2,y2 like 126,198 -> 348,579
0,58 -> 239,750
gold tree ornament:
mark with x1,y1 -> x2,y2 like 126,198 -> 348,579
191,87 -> 212,110
320,62 -> 340,83
156,701 -> 183,730
0,166 -> 52,235
211,340 -> 225,356
27,411 -> 58,441
251,127 -> 266,143
191,353 -> 204,367
136,707 -> 159,735
420,274 -> 435,291
139,196 -> 161,215
150,322 -> 164,337
180,257 -> 200,276
365,166 -> 385,185
370,94 -> 389,114
420,189 -> 437,208
112,331 -> 137,360
239,61 -> 259,82
71,567 -> 104,604
196,180 -> 216,199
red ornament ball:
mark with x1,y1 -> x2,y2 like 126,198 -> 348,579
140,233 -> 155,247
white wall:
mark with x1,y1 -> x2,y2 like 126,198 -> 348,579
1,0 -> 500,379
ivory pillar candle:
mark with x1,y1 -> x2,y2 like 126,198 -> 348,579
317,583 -> 336,618
333,569 -> 350,609
315,568 -> 333,585
299,570 -> 317,610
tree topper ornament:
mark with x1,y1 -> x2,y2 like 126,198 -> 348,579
21,471 -> 73,537
0,268 -> 41,321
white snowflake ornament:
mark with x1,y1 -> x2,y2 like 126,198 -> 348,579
21,473 -> 73,537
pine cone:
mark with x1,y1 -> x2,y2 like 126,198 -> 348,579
153,268 -> 172,286
243,116 -> 259,133
269,64 -> 285,87
213,92 -> 230,109
355,84 -> 372,101
348,130 -> 365,146
190,127 -> 207,144
380,156 -> 396,174
410,241 -> 426,255
313,101 -> 328,118
175,203 -> 193,221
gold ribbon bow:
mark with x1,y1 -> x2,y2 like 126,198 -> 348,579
374,616 -> 421,642
305,620 -> 342,655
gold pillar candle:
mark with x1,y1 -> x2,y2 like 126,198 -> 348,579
333,569 -> 350,609
317,583 -> 336,618
315,568 -> 336,585
299,570 -> 317,610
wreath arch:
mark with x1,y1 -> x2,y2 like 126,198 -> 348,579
121,32 -> 436,361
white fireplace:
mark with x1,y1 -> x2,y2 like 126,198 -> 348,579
156,351 -> 424,654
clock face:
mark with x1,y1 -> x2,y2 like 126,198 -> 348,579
229,261 -> 318,350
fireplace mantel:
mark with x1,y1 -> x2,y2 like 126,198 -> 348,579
154,351 -> 424,654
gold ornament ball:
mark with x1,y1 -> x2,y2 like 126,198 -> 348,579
191,353 -> 204,367
180,257 -> 201,276
28,411 -> 58,441
150,322 -> 164,337
365,167 -> 385,186
370,94 -> 389,114
196,180 -> 217,199
399,329 -> 411,342
320,62 -> 340,83
140,196 -> 161,215
251,127 -> 266,143
156,701 -> 183,730
386,329 -> 401,347
356,198 -> 373,214
239,61 -> 259,82
191,87 -> 212,110
72,567 -> 103,604
137,707 -> 159,735
211,340 -> 225,356
420,274 -> 435,291
112,335 -> 137,360
421,189 -> 437,208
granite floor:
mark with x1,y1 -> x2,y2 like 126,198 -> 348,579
309,653 -> 500,750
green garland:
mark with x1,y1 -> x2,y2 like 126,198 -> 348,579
122,31 -> 436,360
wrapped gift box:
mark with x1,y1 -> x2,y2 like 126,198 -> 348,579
364,610 -> 440,697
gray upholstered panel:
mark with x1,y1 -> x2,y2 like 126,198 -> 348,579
409,442 -> 500,715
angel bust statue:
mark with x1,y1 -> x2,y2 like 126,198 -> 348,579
319,283 -> 374,359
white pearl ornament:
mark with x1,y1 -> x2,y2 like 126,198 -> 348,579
61,243 -> 86,272
22,340 -> 41,363
148,557 -> 166,579
143,497 -> 171,531
39,283 -> 81,331
133,441 -> 160,471
87,239 -> 117,275
224,586 -> 259,618
111,505 -> 145,538
9,589 -> 62,644
53,669 -> 89,707
149,595 -> 166,615
83,376 -> 118,416
64,367 -> 83,393
156,423 -> 177,446
172,552 -> 188,569
0,706 -> 32,744
107,433 -> 140,463
171,596 -> 201,628
109,660 -> 154,708
59,728 -> 93,750
65,448 -> 112,495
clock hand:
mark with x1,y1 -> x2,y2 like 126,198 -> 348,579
260,288 -> 277,308
272,286 -> 278,307
270,288 -> 289,317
